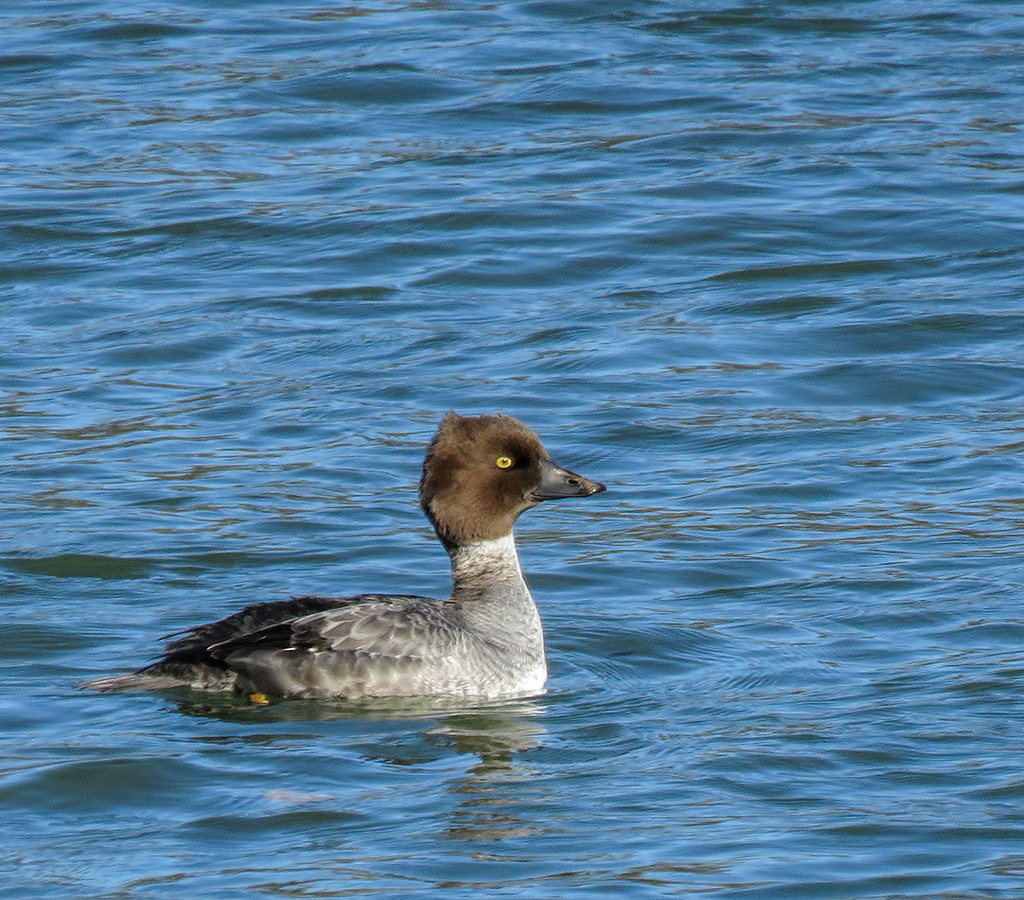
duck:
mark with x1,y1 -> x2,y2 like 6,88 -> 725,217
84,412 -> 605,700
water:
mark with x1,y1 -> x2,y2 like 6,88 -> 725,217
3,1 -> 1024,896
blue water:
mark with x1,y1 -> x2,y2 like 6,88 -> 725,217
3,1 -> 1024,897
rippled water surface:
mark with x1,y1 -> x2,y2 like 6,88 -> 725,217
4,1 -> 1024,897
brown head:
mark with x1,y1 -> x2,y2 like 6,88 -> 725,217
419,412 -> 605,548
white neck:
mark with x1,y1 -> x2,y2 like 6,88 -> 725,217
448,533 -> 524,587
446,533 -> 544,660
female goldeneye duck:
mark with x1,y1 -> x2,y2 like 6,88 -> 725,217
85,412 -> 605,700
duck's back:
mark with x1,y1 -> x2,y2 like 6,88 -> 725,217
86,593 -> 436,695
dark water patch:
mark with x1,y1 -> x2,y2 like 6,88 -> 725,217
286,64 -> 468,107
3,553 -> 153,579
708,257 -> 915,284
0,53 -> 61,71
297,284 -> 400,305
644,11 -> 875,38
0,755 -> 212,816
76,21 -> 196,43
187,806 -> 361,837
0,622 -> 104,662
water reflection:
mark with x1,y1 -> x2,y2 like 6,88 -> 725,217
177,692 -> 547,842
429,712 -> 548,843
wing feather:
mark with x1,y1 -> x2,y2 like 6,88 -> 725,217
208,595 -> 458,662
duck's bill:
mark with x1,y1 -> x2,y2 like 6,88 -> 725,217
531,458 -> 606,501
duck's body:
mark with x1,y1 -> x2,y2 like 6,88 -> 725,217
85,412 -> 603,700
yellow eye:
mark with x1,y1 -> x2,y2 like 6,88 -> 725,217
495,456 -> 513,469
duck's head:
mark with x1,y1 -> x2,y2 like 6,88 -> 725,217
419,411 -> 605,548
